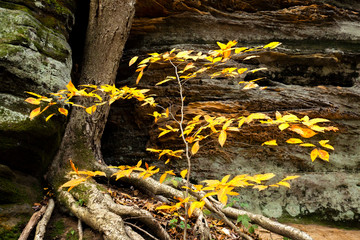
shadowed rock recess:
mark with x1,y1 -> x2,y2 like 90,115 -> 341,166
102,0 -> 360,222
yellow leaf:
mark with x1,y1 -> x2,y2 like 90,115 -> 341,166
250,67 -> 267,73
156,78 -> 173,86
138,57 -> 151,65
69,159 -> 79,175
275,111 -> 282,120
263,42 -> 281,49
319,140 -> 334,150
237,68 -> 248,74
159,173 -> 167,184
286,138 -> 303,144
253,185 -> 268,191
30,107 -> 41,120
310,148 -> 319,162
300,143 -> 316,147
227,127 -> 239,132
221,175 -> 231,184
307,118 -> 330,125
46,113 -> 55,122
218,130 -> 227,147
201,191 -> 218,200
188,201 -> 205,217
318,149 -> 330,161
253,173 -> 275,183
25,97 -> 41,105
281,175 -> 300,181
66,80 -> 78,94
85,105 -> 96,115
309,125 -> 326,133
217,41 -> 227,50
247,113 -> 270,121
222,119 -> 233,130
180,169 -> 188,179
60,177 -> 87,191
243,82 -> 259,90
156,205 -> 173,210
238,117 -> 246,128
136,70 -> 143,84
136,160 -> 142,168
58,108 -> 68,116
279,123 -> 290,131
290,125 -> 317,138
183,62 -> 194,72
277,181 -> 290,188
282,114 -> 300,122
262,140 -> 277,146
191,141 -> 200,155
235,47 -> 247,54
129,56 -> 138,66
26,91 -> 43,98
243,55 -> 259,61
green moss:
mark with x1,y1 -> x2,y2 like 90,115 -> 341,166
0,222 -> 24,240
0,178 -> 26,204
50,219 -> 66,238
0,6 -> 71,61
0,0 -> 75,37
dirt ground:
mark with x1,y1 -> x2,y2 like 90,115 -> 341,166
257,223 -> 360,240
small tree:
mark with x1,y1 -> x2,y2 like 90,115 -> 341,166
25,41 -> 337,240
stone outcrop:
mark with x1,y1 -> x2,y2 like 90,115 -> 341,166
0,0 -> 76,231
0,0 -> 75,175
102,0 -> 360,222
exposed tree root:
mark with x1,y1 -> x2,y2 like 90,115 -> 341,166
102,166 -> 314,240
193,211 -> 211,240
221,205 -> 314,240
78,218 -> 83,240
58,180 -> 171,240
34,199 -> 55,240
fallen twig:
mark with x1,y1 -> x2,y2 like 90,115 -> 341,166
19,205 -> 47,240
34,198 -> 55,240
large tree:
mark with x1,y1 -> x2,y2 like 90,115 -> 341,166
27,1 -> 315,239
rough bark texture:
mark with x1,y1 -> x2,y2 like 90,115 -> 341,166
48,0 -> 136,183
46,1 -> 137,238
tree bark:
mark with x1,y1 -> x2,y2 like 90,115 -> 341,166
47,0 -> 136,184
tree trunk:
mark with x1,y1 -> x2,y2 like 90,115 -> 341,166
47,0 -> 136,184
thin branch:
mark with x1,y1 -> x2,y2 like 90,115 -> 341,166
19,205 -> 47,240
125,222 -> 159,240
169,59 -> 192,240
34,199 -> 55,240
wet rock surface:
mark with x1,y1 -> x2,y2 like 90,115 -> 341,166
102,0 -> 360,222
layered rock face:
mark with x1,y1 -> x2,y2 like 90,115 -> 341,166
103,0 -> 360,222
0,0 -> 75,229
0,0 -> 75,175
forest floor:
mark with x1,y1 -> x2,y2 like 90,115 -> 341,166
40,183 -> 360,240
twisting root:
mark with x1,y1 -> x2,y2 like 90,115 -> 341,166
193,211 -> 211,240
58,180 -> 171,240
